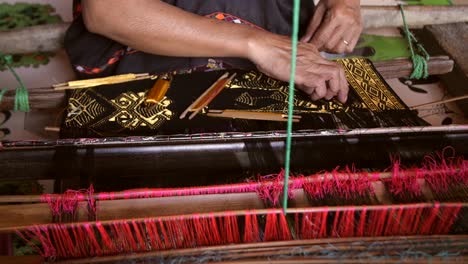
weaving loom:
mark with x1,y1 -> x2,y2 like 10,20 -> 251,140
1,2 -> 468,262
1,56 -> 467,262
1,151 -> 467,263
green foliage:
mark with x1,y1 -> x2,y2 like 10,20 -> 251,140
0,3 -> 62,70
0,3 -> 61,30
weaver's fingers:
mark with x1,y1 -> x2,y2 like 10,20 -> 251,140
337,65 -> 349,103
300,4 -> 326,43
348,34 -> 361,54
341,27 -> 360,53
325,78 -> 339,100
324,26 -> 348,53
310,13 -> 339,51
310,80 -> 327,101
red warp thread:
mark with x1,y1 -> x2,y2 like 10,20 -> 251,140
18,204 -> 462,260
387,158 -> 422,199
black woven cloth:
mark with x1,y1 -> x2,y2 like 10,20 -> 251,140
61,58 -> 426,138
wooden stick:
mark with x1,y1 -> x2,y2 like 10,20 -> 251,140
188,73 -> 237,120
44,126 -> 61,133
180,73 -> 229,119
53,73 -> 152,90
410,95 -> 468,110
207,109 -> 302,122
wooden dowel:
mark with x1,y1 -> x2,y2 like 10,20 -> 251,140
53,74 -> 152,90
44,126 -> 61,132
410,95 -> 468,110
207,109 -> 301,122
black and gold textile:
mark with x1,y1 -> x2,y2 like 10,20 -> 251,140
62,58 -> 426,138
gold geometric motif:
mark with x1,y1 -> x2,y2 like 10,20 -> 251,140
97,91 -> 173,130
65,90 -> 106,127
337,58 -> 406,111
230,72 -> 349,114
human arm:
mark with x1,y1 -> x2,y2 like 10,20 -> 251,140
82,0 -> 348,102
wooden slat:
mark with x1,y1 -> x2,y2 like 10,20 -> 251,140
57,235 -> 468,264
0,256 -> 43,264
362,6 -> 468,28
97,192 -> 266,221
0,203 -> 51,231
426,23 -> 468,115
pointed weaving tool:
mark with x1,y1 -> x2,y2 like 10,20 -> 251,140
180,72 -> 236,120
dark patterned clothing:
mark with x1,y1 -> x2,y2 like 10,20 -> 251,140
65,0 -> 315,79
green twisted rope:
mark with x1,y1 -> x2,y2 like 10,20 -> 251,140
282,0 -> 301,215
0,53 -> 30,112
399,4 -> 430,80
0,89 -> 7,103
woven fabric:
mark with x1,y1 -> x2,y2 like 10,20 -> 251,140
61,58 -> 426,138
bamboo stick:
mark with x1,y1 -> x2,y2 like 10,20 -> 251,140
410,95 -> 468,110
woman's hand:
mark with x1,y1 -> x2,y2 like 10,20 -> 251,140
248,33 -> 349,103
301,0 -> 362,54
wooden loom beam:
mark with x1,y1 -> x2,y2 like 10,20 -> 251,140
2,235 -> 468,264
57,236 -> 468,264
0,56 -> 454,111
0,174 -> 449,232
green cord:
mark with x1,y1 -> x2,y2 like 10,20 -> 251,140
0,53 -> 30,112
399,4 -> 430,80
0,89 -> 7,103
283,0 -> 301,215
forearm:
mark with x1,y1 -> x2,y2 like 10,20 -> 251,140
82,0 -> 266,59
